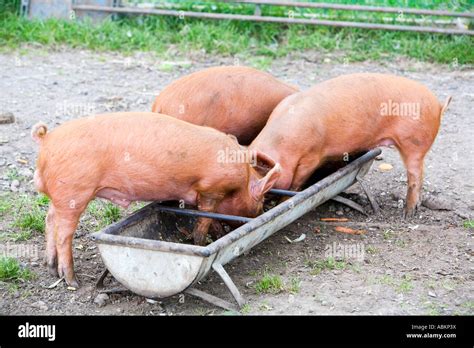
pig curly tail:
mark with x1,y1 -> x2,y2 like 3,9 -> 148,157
31,122 -> 48,144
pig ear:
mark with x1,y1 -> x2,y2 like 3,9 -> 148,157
253,150 -> 276,176
250,163 -> 281,200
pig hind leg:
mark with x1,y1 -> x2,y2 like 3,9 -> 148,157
399,147 -> 426,219
45,205 -> 58,277
53,207 -> 85,287
49,195 -> 91,287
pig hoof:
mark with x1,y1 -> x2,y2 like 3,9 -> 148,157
403,209 -> 416,220
69,278 -> 80,289
47,259 -> 59,277
58,268 -> 79,288
64,275 -> 79,289
47,265 -> 59,278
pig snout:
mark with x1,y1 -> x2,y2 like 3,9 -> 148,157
216,160 -> 281,220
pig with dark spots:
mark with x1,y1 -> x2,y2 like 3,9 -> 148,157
249,73 -> 451,218
151,66 -> 299,145
31,112 -> 280,287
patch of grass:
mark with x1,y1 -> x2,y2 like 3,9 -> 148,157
461,301 -> 474,312
102,203 -> 121,225
0,193 -> 14,215
395,238 -> 407,248
428,279 -> 458,291
463,220 -> 474,229
193,307 -> 212,316
366,245 -> 377,254
255,273 -> 284,294
5,168 -> 20,181
258,301 -> 273,311
3,282 -> 19,294
1,193 -> 49,236
247,55 -> 273,70
14,207 -> 46,233
308,257 -> 347,275
427,280 -> 437,290
288,277 -> 301,294
383,229 -> 395,240
441,279 -> 457,291
379,274 -> 413,293
0,0 -> 472,65
397,275 -> 414,293
9,194 -> 48,234
240,304 -> 251,314
7,230 -> 32,242
20,289 -> 32,299
0,0 -> 20,15
129,201 -> 147,213
85,200 -> 122,229
424,301 -> 447,316
158,61 -> 176,72
248,269 -> 259,277
34,194 -> 50,207
349,263 -> 362,274
424,303 -> 438,315
379,274 -> 396,286
0,257 -> 33,282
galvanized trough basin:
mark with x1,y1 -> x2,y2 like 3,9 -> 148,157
91,149 -> 381,310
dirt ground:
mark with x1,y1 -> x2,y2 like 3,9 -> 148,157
0,48 -> 472,315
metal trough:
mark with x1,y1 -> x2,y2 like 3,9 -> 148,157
90,148 -> 381,310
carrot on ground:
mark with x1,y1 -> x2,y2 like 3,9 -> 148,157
320,217 -> 349,222
334,226 -> 366,235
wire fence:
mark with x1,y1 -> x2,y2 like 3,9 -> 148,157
63,1 -> 474,35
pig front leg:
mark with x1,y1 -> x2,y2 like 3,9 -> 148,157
193,218 -> 213,246
193,194 -> 222,246
210,220 -> 226,239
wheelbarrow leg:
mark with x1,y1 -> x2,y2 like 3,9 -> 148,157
212,263 -> 245,308
185,263 -> 245,312
331,195 -> 368,216
185,288 -> 239,312
356,174 -> 381,214
96,269 -> 110,289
